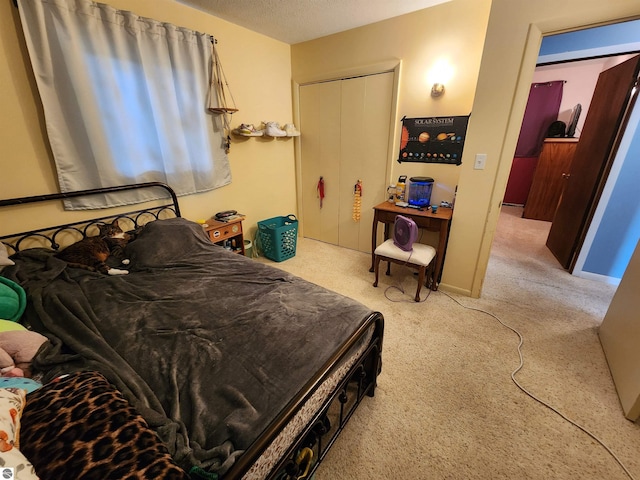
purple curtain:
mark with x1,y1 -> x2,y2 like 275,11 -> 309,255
514,80 -> 564,157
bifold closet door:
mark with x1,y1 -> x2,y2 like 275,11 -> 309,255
300,81 -> 341,245
300,72 -> 393,253
338,73 -> 393,252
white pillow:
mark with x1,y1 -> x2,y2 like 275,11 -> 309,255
0,243 -> 14,267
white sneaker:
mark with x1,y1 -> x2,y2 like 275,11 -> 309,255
264,121 -> 286,137
233,123 -> 263,136
283,123 -> 301,137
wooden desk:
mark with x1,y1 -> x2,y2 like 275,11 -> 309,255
370,202 -> 453,290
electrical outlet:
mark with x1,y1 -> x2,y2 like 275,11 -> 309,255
474,153 -> 487,170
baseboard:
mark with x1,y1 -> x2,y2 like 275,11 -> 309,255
437,283 -> 473,298
573,270 -> 621,286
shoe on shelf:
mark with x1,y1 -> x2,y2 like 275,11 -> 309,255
283,123 -> 301,137
264,121 -> 287,137
233,124 -> 263,136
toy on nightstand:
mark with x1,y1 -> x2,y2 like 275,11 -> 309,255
214,210 -> 240,222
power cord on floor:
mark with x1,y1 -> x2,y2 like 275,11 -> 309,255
384,282 -> 431,303
440,290 -> 637,480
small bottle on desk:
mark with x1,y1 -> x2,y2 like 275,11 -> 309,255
395,175 -> 408,207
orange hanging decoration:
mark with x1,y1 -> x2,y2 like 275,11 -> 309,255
352,180 -> 363,222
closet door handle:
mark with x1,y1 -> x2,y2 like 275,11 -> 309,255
562,173 -> 571,179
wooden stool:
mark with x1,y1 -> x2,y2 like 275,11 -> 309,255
373,239 -> 436,302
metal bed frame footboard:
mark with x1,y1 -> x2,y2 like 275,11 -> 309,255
0,182 -> 180,253
260,311 -> 384,480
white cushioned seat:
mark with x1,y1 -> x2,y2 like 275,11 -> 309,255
374,239 -> 436,266
372,239 -> 437,302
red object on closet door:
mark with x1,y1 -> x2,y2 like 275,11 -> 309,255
317,177 -> 325,208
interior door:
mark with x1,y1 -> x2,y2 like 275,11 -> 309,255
546,55 -> 640,269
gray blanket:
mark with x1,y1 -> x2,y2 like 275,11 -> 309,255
4,218 -> 375,475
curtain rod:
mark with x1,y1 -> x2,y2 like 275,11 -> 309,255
12,0 -> 217,44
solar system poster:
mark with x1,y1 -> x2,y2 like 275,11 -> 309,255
398,115 -> 470,165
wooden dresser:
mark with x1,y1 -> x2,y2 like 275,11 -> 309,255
523,138 -> 578,221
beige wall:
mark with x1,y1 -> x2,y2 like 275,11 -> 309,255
0,0 -> 296,241
291,0 -> 491,210
599,239 -> 640,420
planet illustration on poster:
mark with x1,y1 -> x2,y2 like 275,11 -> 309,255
400,126 -> 409,150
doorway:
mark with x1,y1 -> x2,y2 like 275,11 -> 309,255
500,20 -> 640,287
545,54 -> 640,271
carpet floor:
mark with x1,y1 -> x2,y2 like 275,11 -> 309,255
257,205 -> 639,480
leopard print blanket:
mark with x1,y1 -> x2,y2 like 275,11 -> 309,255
20,371 -> 189,480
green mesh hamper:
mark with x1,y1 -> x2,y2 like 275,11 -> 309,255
257,215 -> 298,262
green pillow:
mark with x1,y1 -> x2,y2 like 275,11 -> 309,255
0,277 -> 26,322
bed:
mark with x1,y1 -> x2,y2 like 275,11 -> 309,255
0,182 -> 384,479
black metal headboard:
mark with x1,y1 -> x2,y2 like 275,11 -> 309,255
0,182 -> 181,253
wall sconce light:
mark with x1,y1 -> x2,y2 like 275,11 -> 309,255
427,58 -> 454,99
431,83 -> 445,97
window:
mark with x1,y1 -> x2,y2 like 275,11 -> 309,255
18,0 -> 231,208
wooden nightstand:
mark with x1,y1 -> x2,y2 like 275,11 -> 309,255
204,216 -> 245,254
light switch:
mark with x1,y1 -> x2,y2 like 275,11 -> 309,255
474,153 -> 487,170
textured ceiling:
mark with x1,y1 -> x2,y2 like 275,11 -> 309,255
176,0 -> 452,44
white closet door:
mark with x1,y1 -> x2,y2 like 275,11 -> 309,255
300,81 -> 341,245
300,72 -> 393,253
338,73 -> 393,252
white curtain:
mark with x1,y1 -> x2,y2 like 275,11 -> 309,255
18,0 -> 231,209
